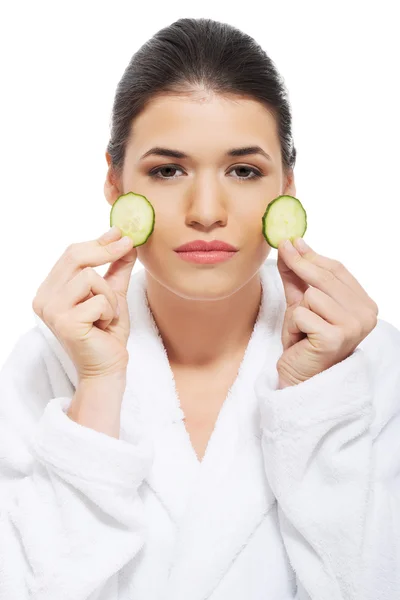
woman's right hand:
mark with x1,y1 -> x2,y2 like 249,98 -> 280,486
32,226 -> 137,383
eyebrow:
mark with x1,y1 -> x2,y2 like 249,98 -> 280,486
140,145 -> 273,162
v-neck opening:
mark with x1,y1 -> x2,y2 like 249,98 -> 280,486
171,304 -> 266,469
134,261 -> 282,473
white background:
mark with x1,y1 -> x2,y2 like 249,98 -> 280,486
0,0 -> 399,369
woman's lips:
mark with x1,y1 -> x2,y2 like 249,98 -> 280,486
175,250 -> 237,264
174,240 -> 238,252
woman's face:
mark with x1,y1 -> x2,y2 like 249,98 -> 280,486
105,90 -> 296,301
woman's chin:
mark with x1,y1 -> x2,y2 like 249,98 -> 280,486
147,269 -> 258,304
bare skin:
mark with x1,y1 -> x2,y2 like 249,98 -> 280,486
104,87 -> 296,460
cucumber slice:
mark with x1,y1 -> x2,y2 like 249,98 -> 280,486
262,195 -> 307,249
110,192 -> 155,247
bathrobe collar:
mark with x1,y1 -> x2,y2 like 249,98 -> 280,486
34,258 -> 287,600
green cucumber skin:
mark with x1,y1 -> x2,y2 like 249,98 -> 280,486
262,195 -> 307,249
109,192 -> 155,248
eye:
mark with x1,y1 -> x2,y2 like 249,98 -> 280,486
229,166 -> 263,181
148,164 -> 264,181
148,165 -> 184,180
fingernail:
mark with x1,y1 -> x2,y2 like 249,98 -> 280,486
110,235 -> 132,253
283,239 -> 297,253
293,238 -> 310,253
111,235 -> 133,251
117,235 -> 133,246
101,226 -> 119,241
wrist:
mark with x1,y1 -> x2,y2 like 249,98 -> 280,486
67,374 -> 127,439
78,369 -> 127,386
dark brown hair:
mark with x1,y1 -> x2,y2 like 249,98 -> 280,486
106,18 -> 297,178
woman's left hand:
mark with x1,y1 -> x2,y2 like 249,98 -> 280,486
275,237 -> 379,389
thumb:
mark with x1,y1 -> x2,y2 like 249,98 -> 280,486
277,245 -> 308,351
277,246 -> 307,308
103,245 -> 138,296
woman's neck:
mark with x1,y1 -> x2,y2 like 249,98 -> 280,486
144,272 -> 263,369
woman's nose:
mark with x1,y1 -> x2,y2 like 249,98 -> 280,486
184,179 -> 229,228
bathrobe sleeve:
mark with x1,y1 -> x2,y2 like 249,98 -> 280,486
0,327 -> 154,600
254,323 -> 400,600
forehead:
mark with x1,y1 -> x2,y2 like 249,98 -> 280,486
127,91 -> 280,158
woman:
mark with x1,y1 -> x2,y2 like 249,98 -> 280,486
0,17 -> 399,600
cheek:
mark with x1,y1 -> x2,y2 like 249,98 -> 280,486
244,212 -> 271,255
241,211 -> 265,238
134,220 -> 168,263
142,208 -> 169,243
149,206 -> 173,235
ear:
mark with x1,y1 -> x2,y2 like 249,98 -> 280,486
104,152 -> 122,206
283,169 -> 296,197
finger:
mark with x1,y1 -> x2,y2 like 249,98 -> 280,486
282,288 -> 347,350
103,245 -> 137,295
292,237 -> 378,312
277,250 -> 308,308
281,307 -> 307,351
73,290 -> 117,331
291,304 -> 335,340
278,239 -> 361,311
100,225 -> 124,244
54,267 -> 119,317
301,286 -> 361,329
44,228 -> 134,293
72,293 -> 116,329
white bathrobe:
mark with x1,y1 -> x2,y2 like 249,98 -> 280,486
0,258 -> 399,600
